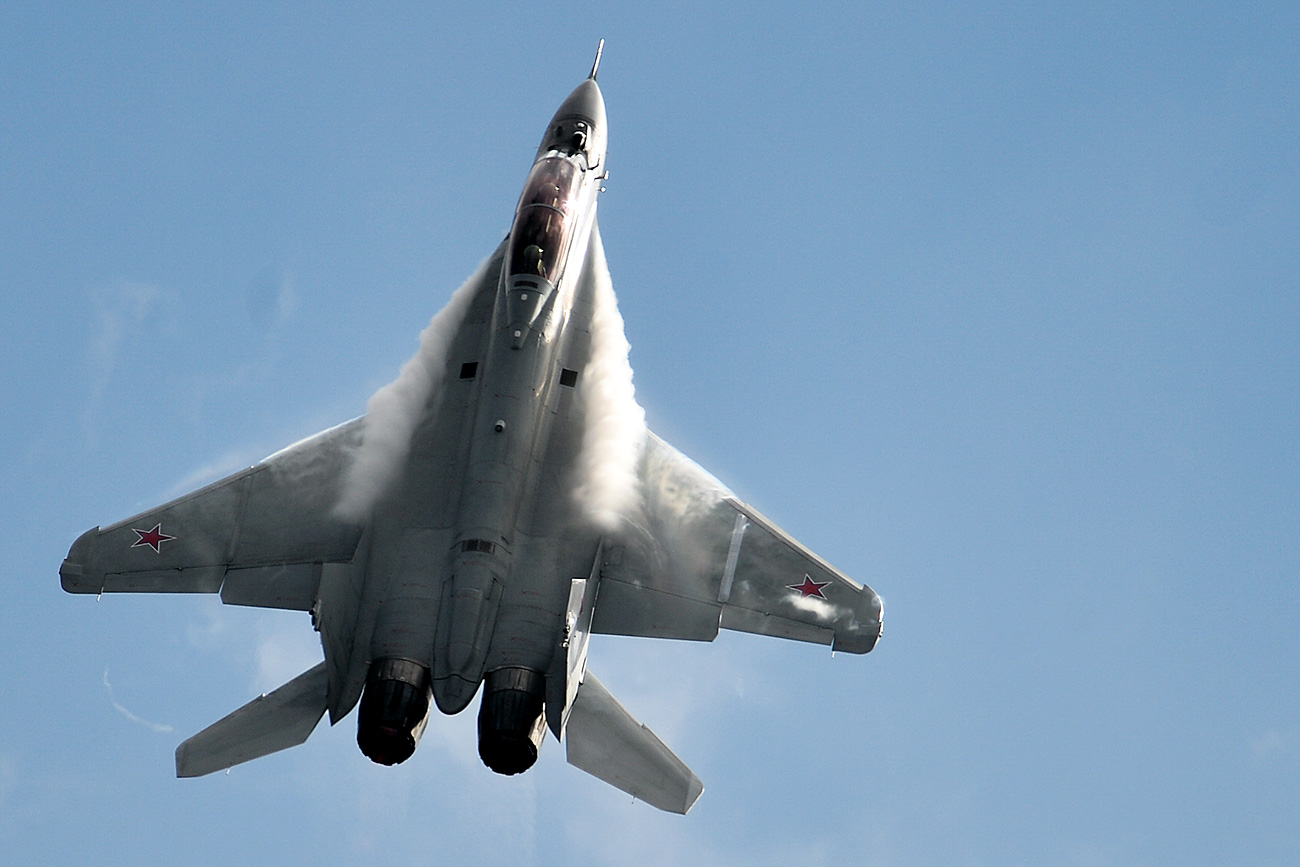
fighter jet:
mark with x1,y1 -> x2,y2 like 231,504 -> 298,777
60,43 -> 882,814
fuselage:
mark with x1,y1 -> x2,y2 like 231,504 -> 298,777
355,75 -> 608,771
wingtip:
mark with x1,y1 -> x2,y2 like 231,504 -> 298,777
175,743 -> 197,778
60,526 -> 103,594
682,774 -> 705,814
175,737 -> 211,778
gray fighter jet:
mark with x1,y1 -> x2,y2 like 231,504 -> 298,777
60,44 -> 882,814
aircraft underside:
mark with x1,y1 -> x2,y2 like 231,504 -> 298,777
59,46 -> 881,815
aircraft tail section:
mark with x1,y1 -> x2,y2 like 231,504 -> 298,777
564,670 -> 703,814
175,662 -> 328,777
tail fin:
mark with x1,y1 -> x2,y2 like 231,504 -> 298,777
176,662 -> 328,777
564,671 -> 703,814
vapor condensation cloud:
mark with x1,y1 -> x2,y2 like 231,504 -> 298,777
102,668 -> 174,734
88,280 -> 157,375
83,280 -> 161,440
573,227 -> 647,529
333,259 -> 491,521
1251,729 -> 1294,762
164,448 -> 263,500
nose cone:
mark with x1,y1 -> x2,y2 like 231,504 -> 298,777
551,78 -> 606,132
538,77 -> 608,166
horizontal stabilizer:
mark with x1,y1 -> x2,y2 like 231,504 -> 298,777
565,671 -> 703,814
176,662 -> 328,778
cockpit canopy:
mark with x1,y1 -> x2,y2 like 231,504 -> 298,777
508,157 -> 583,284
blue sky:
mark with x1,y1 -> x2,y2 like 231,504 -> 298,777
3,3 -> 1298,864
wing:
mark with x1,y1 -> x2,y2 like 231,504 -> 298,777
60,418 -> 366,610
593,433 -> 883,654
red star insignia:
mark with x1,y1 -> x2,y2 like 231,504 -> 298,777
130,523 -> 176,553
788,575 -> 829,599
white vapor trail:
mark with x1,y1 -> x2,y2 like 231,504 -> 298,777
334,259 -> 490,521
574,229 -> 647,529
102,668 -> 173,733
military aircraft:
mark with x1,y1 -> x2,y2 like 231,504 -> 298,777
60,43 -> 882,814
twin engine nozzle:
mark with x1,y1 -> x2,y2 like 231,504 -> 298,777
357,659 -> 547,775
